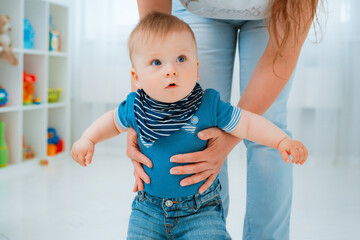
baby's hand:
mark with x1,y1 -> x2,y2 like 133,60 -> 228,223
277,137 -> 308,165
71,137 -> 95,167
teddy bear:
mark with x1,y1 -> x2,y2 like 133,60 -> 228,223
0,15 -> 18,66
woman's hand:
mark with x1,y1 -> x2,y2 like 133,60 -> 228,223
126,127 -> 153,192
170,127 -> 241,194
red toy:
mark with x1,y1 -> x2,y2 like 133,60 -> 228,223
23,71 -> 37,105
47,127 -> 63,156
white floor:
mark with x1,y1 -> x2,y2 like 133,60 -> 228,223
0,144 -> 359,240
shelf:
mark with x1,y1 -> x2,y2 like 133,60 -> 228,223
23,49 -> 47,55
0,0 -> 22,49
49,3 -> 69,52
0,112 -> 20,165
24,0 -> 47,51
0,0 -> 71,167
0,54 -> 22,107
47,102 -> 66,108
48,51 -> 68,57
0,46 -> 22,53
0,106 -> 20,113
23,109 -> 46,161
22,104 -> 44,111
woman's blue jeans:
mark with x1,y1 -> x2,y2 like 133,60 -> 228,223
173,1 -> 294,239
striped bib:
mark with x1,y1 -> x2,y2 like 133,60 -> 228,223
134,83 -> 203,148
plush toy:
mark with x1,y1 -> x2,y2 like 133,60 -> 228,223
0,15 -> 18,66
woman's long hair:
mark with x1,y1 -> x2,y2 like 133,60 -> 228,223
266,0 -> 323,73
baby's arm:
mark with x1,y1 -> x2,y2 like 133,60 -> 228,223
231,110 -> 307,164
71,109 -> 127,167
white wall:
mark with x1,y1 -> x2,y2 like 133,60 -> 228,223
68,0 -> 360,162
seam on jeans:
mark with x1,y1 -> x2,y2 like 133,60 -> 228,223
219,200 -> 226,222
168,216 -> 178,233
245,150 -> 252,239
241,25 -> 266,33
201,199 -> 221,208
146,197 -> 162,207
175,194 -> 220,211
164,214 -> 176,240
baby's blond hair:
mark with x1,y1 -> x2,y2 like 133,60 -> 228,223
128,11 -> 196,66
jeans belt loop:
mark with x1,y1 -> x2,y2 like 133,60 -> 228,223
194,194 -> 201,211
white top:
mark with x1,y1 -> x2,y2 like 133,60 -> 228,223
180,0 -> 270,20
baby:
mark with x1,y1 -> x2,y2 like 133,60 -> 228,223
72,12 -> 307,239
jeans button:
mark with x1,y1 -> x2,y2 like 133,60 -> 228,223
165,200 -> 173,207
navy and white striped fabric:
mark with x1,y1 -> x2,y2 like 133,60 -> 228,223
222,107 -> 241,133
134,83 -> 203,148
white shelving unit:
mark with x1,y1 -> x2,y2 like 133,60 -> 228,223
0,0 -> 70,166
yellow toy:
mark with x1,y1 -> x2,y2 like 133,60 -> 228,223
48,88 -> 62,103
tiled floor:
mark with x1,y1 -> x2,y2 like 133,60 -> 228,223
0,144 -> 359,240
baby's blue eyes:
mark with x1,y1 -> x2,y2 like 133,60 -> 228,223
151,60 -> 161,66
151,56 -> 186,66
177,56 -> 186,62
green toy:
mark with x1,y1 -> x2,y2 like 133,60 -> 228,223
0,121 -> 9,167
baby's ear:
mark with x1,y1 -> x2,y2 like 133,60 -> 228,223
130,68 -> 141,90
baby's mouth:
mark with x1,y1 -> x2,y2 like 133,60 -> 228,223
166,83 -> 177,88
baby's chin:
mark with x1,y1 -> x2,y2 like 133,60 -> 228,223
155,95 -> 188,103
148,91 -> 190,104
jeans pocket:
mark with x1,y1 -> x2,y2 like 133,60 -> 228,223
218,199 -> 226,222
131,197 -> 138,210
202,199 -> 221,207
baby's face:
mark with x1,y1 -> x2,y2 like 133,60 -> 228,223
131,30 -> 199,103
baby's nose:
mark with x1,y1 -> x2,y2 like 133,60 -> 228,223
165,64 -> 177,77
166,71 -> 177,77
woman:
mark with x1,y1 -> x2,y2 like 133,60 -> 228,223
127,0 -> 320,239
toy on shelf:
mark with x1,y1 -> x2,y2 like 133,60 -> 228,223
0,15 -> 18,66
0,85 -> 8,106
22,135 -> 35,160
48,88 -> 62,103
24,18 -> 35,49
33,97 -> 41,105
47,127 -> 63,156
23,71 -> 41,105
40,159 -> 49,166
49,16 -> 61,52
0,121 -> 9,168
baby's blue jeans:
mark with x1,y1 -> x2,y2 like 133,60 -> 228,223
127,179 -> 226,239
173,1 -> 295,239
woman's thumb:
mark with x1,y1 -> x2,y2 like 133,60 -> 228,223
197,127 -> 220,140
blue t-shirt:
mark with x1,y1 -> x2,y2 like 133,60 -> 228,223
115,89 -> 241,198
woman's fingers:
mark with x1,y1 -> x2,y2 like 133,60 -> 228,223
170,162 -> 212,175
132,160 -> 150,184
127,127 -> 152,192
127,128 -> 153,168
170,151 -> 207,163
198,174 -> 217,194
129,149 -> 153,168
197,127 -> 222,140
179,170 -> 212,187
133,170 -> 144,192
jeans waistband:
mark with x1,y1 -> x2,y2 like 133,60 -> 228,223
137,179 -> 221,217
